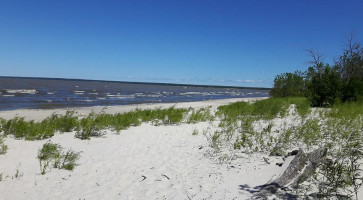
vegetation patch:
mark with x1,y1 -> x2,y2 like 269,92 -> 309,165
37,141 -> 81,175
0,135 -> 8,155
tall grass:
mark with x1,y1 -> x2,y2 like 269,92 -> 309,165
216,97 -> 309,121
0,107 -> 200,140
187,107 -> 214,123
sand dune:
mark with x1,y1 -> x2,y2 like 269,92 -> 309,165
0,98 -> 361,199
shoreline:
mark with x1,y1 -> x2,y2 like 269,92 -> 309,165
0,97 -> 268,121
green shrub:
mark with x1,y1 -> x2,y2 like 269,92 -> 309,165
75,112 -> 106,140
38,142 -> 81,174
2,117 -> 55,140
270,70 -> 306,98
43,111 -> 79,133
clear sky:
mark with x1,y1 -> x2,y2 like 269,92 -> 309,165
1,0 -> 362,88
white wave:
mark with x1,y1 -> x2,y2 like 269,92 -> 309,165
107,94 -> 135,99
88,93 -> 98,95
179,92 -> 203,95
147,94 -> 163,98
6,89 -> 37,94
2,94 -> 15,97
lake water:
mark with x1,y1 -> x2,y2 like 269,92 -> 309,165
0,77 -> 270,110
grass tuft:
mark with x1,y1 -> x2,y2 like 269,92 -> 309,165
37,141 -> 81,174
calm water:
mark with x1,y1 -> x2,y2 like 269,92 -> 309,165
0,77 -> 270,111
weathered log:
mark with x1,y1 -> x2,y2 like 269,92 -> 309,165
250,147 -> 327,199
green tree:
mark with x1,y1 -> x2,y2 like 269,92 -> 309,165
270,71 -> 306,97
306,63 -> 342,107
336,34 -> 363,102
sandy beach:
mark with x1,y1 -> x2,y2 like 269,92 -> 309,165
0,97 -> 362,200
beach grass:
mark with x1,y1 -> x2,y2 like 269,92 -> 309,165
38,142 -> 81,174
0,106 -> 199,140
0,135 -> 7,155
187,106 -> 214,124
211,98 -> 363,197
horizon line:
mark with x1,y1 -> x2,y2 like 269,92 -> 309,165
0,76 -> 272,90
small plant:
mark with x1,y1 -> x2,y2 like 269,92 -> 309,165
188,107 -> 214,123
295,119 -> 321,147
14,167 -> 23,179
209,131 -> 222,149
342,132 -> 363,199
192,129 -> 198,136
75,112 -> 106,140
0,135 -> 8,155
38,141 -> 81,174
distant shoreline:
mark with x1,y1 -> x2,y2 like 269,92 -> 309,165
0,76 -> 272,90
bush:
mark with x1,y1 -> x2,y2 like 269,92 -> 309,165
270,71 -> 306,97
43,111 -> 79,133
75,112 -> 106,140
38,142 -> 81,174
2,117 -> 55,140
306,64 -> 343,107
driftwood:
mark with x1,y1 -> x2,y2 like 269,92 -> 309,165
250,147 -> 328,199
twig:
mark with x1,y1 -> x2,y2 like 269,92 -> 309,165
161,174 -> 170,180
140,175 -> 147,182
263,157 -> 270,164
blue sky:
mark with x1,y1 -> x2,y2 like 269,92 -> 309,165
1,0 -> 362,88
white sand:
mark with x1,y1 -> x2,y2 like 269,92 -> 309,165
0,98 -> 362,199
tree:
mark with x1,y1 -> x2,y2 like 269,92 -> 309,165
270,71 -> 306,97
306,63 -> 342,107
335,33 -> 363,101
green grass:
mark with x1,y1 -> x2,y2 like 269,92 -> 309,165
286,97 -> 311,117
37,142 -> 81,174
0,135 -> 8,155
328,100 -> 363,119
0,107 -> 198,140
75,107 -> 190,139
2,117 -> 55,140
43,111 -> 79,133
187,107 -> 214,123
216,98 -> 293,121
